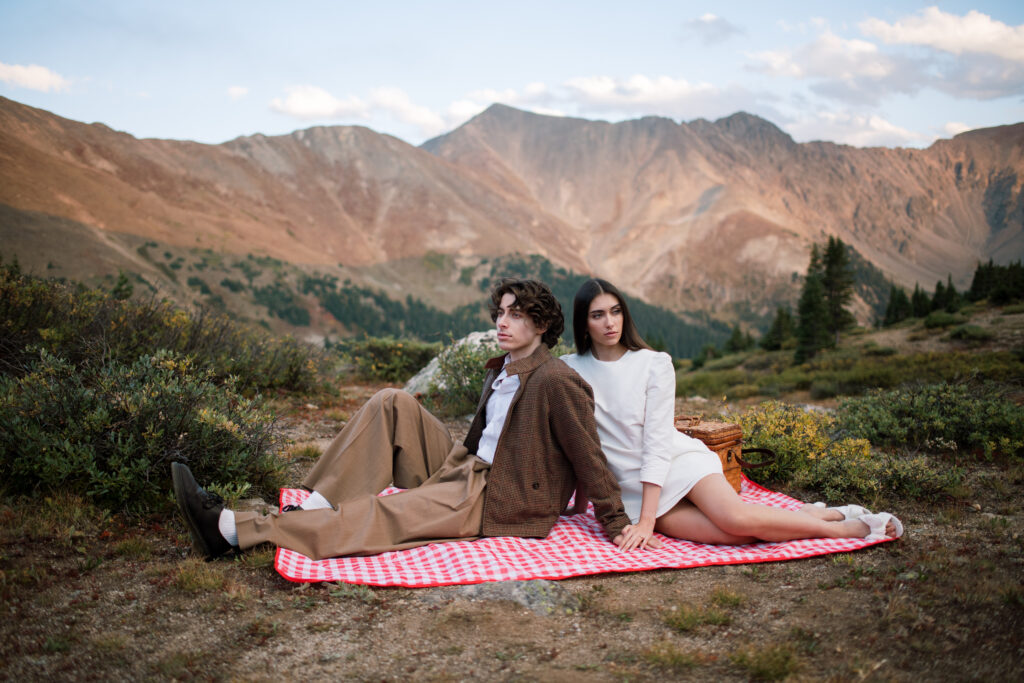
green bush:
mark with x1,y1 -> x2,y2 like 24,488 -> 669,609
426,336 -> 501,417
0,349 -> 284,512
342,336 -> 440,383
0,262 -> 326,392
836,383 -> 1024,460
948,324 -> 995,342
732,401 -> 960,502
924,311 -> 968,328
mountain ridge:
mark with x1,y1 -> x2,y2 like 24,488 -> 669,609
2,95 -> 1022,329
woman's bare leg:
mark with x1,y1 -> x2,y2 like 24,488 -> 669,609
654,498 -> 757,545
657,474 -> 894,544
798,504 -> 844,521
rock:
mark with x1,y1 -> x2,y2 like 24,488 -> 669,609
403,330 -> 498,396
423,579 -> 581,616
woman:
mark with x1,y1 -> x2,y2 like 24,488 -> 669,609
562,278 -> 903,551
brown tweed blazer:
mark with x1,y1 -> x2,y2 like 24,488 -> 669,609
465,345 -> 630,541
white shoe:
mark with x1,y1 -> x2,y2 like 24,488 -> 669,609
812,501 -> 871,520
860,512 -> 904,541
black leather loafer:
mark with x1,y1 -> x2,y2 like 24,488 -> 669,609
171,462 -> 236,560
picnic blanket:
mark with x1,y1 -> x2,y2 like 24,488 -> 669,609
274,476 -> 894,587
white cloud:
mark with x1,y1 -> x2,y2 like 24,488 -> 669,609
0,62 -> 69,92
565,74 -> 717,107
368,86 -> 446,136
685,13 -> 743,45
270,76 -> 768,143
270,85 -> 448,137
788,111 -> 924,147
861,7 -> 1024,63
942,121 -> 971,137
270,85 -> 369,120
227,85 -> 248,100
748,11 -> 1024,104
748,32 -> 924,106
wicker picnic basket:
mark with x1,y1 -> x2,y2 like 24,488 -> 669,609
674,416 -> 774,492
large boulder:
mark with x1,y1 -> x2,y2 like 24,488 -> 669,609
403,329 -> 498,396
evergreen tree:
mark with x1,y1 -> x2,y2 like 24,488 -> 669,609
931,280 -> 948,312
820,236 -> 856,344
725,325 -> 749,353
760,306 -> 795,350
911,284 -> 931,317
944,275 -> 962,312
795,269 -> 830,363
110,271 -> 134,301
883,285 -> 911,326
968,259 -> 996,301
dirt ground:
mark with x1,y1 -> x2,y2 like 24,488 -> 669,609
2,384 -> 1023,682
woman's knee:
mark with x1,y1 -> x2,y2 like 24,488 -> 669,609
707,503 -> 758,537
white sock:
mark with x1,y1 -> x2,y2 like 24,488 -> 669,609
300,490 -> 333,511
218,509 -> 239,547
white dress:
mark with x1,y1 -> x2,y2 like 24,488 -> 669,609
562,349 -> 723,524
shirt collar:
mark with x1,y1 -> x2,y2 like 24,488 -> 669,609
484,344 -> 551,376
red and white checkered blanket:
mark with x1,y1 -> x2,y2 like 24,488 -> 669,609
274,476 -> 894,587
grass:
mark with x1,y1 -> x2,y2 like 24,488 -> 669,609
642,641 -> 703,672
664,603 -> 733,632
328,581 -> 379,604
113,536 -> 153,560
287,443 -> 323,461
730,643 -> 800,680
172,558 -> 227,592
676,304 -> 1023,403
710,587 -> 746,608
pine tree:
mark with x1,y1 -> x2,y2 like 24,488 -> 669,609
968,259 -> 996,301
944,275 -> 962,312
795,269 -> 830,363
911,284 -> 931,317
760,306 -> 795,350
110,271 -> 134,300
931,280 -> 948,312
883,285 -> 911,326
725,325 -> 749,353
820,236 -> 856,344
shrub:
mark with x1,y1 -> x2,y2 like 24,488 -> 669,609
836,383 -> 1024,460
924,311 -> 968,329
948,324 -> 995,342
732,401 -> 961,502
426,335 -> 501,416
0,349 -> 284,513
732,402 -> 844,484
0,262 -> 326,392
341,336 -> 440,384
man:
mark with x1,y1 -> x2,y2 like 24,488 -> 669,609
172,278 -> 630,560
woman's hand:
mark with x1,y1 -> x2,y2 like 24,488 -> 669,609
616,518 -> 662,551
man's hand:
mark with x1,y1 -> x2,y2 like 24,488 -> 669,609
614,520 -> 662,551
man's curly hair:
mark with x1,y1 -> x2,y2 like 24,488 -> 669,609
488,278 -> 565,349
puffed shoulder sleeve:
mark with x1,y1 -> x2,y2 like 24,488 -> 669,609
639,352 -> 679,486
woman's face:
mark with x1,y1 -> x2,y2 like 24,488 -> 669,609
587,292 -> 624,350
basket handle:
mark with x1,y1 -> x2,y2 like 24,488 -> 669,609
737,447 -> 776,470
675,414 -> 702,428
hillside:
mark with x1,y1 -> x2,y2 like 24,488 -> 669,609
2,96 -> 1022,334
425,105 -> 1024,319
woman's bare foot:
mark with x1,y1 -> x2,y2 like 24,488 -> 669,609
846,513 -> 904,540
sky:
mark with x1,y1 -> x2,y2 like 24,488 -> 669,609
1,1 -> 1023,148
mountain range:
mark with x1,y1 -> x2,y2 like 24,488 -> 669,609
1,95 -> 1021,333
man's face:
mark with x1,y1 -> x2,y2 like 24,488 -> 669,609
494,292 -> 546,361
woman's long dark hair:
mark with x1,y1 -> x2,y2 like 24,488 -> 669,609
572,278 -> 652,355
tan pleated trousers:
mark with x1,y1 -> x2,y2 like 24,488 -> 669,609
235,388 -> 489,559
